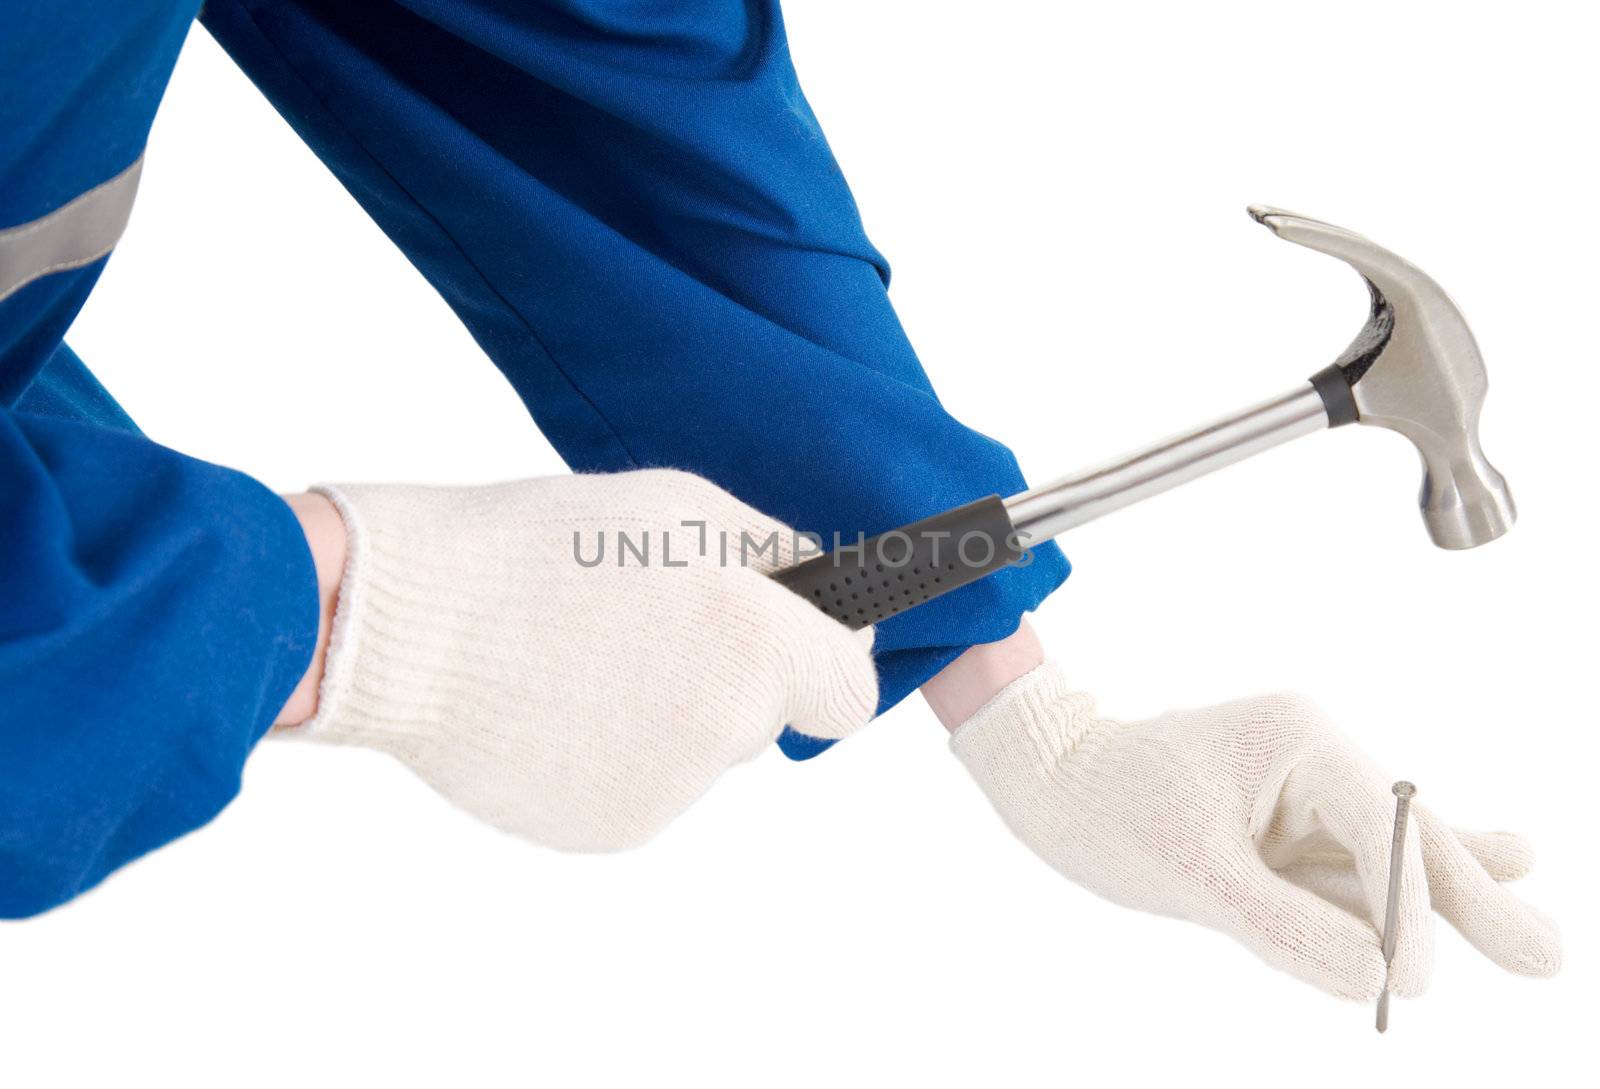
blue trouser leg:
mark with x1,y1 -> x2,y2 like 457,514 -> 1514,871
0,2 -> 320,917
200,0 -> 1070,757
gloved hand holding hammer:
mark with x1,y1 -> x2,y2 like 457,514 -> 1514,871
276,469 -> 880,851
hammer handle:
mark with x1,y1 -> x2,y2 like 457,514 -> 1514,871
771,496 -> 1023,630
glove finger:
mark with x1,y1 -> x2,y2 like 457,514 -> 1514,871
1277,824 -> 1534,888
1415,807 -> 1562,978
1451,825 -> 1536,882
1292,749 -> 1433,997
1218,853 -> 1387,1000
752,575 -> 879,741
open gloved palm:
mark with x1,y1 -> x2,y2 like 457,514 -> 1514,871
292,469 -> 877,851
952,662 -> 1561,999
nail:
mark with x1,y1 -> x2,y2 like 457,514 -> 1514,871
1376,780 -> 1416,1033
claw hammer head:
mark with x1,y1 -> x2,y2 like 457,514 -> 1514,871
1250,207 -> 1515,549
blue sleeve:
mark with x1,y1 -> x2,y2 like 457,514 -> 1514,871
1,1 -> 321,917
0,411 -> 318,917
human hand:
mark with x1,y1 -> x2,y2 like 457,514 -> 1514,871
951,663 -> 1560,998
282,469 -> 877,850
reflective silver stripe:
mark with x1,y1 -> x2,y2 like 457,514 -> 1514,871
0,155 -> 144,303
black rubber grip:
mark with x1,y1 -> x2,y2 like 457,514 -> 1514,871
772,495 -> 1024,630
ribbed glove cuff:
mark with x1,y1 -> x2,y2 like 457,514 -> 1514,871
950,661 -> 1097,775
298,484 -> 474,752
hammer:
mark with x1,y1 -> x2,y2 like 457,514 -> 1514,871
774,207 -> 1515,628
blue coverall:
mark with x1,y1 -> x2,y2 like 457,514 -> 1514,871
0,0 -> 1068,918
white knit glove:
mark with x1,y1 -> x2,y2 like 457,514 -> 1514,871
295,470 -> 877,851
952,662 -> 1561,999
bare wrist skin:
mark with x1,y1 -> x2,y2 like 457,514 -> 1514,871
921,620 -> 1044,731
275,492 -> 348,727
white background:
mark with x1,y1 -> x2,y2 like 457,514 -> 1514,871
4,1 -> 1596,1084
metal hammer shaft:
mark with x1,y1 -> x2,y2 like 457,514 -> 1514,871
774,381 -> 1332,630
1004,384 -> 1327,543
